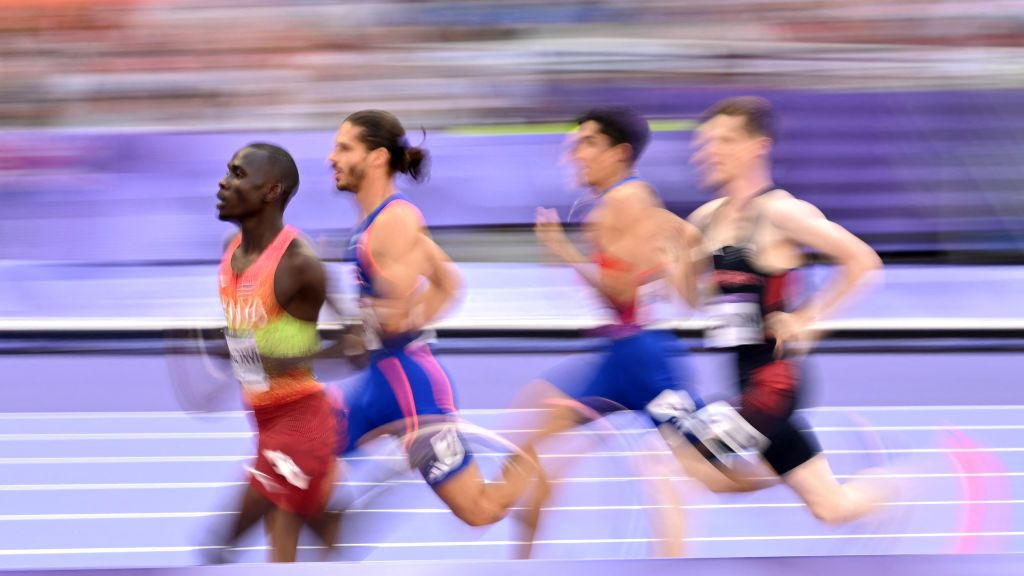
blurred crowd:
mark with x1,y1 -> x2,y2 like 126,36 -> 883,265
2,0 -> 1023,130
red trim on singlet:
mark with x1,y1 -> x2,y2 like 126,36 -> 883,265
594,251 -> 631,272
593,251 -> 666,326
763,272 -> 787,314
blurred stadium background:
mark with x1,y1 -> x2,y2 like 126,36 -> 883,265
0,0 -> 1022,572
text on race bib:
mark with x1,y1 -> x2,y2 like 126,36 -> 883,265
225,333 -> 270,393
705,297 -> 764,348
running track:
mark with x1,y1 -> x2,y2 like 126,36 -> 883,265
0,263 -> 1021,570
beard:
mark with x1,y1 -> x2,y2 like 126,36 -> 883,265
336,163 -> 365,194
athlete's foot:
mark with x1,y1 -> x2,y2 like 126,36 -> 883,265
836,464 -> 909,529
843,414 -> 907,523
508,468 -> 551,560
509,510 -> 539,560
308,510 -> 342,560
654,539 -> 685,558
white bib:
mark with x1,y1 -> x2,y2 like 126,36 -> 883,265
705,297 -> 764,348
358,298 -> 383,351
633,277 -> 672,325
687,401 -> 769,467
225,333 -> 270,394
341,263 -> 383,351
426,424 -> 467,483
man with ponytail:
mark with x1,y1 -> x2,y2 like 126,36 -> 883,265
327,110 -> 536,527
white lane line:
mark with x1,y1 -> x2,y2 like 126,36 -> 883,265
0,512 -> 234,521
0,432 -> 254,441
1,531 -> 1022,555
0,405 -> 1021,421
801,405 -> 1024,412
341,500 -> 1024,514
2,500 -> 1022,522
490,425 -> 1024,435
808,425 -> 1024,432
255,530 -> 1024,549
0,545 -> 223,556
0,482 -> 247,491
546,472 -> 1024,482
3,446 -> 1024,465
338,447 -> 1024,460
0,456 -> 251,464
0,412 -> 248,420
5,423 -> 1024,441
683,531 -> 1024,543
2,471 -> 1023,492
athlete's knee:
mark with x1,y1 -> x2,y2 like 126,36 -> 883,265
451,497 -> 507,527
544,397 -> 594,428
462,508 -> 505,527
806,500 -> 850,525
730,475 -> 773,493
700,471 -> 764,494
702,476 -> 743,494
516,378 -> 562,409
799,484 -> 857,525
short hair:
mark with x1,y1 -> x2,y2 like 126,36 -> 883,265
575,107 -> 651,163
698,96 -> 776,140
246,142 -> 300,205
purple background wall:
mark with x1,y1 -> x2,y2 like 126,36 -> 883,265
3,89 -> 1023,264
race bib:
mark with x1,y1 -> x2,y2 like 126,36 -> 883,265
687,401 -> 769,467
645,388 -> 698,426
225,333 -> 270,393
421,424 -> 467,485
705,297 -> 764,348
358,298 -> 383,350
634,277 -> 671,325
